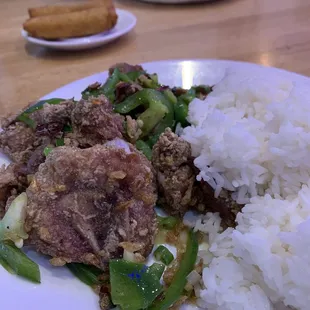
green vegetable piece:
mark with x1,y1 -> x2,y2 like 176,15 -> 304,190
82,69 -> 121,101
16,114 -> 36,129
63,124 -> 72,133
110,260 -> 164,310
55,138 -> 65,147
154,246 -> 174,265
174,99 -> 189,127
148,263 -> 165,279
138,75 -> 159,89
157,215 -> 179,230
149,229 -> 198,310
17,98 -> 66,129
113,95 -> 142,114
150,73 -> 158,84
114,89 -> 164,114
0,200 -> 32,283
67,263 -> 103,287
101,68 -> 121,102
174,86 -> 208,127
126,71 -> 145,81
43,146 -> 53,157
163,89 -> 177,105
0,241 -> 41,283
147,91 -> 175,147
81,87 -> 104,100
194,85 -> 212,96
179,88 -> 196,105
119,72 -> 132,83
138,105 -> 168,136
114,89 -> 169,136
172,85 -> 212,128
23,98 -> 66,115
136,140 -> 152,160
0,256 -> 14,274
0,193 -> 28,247
146,114 -> 175,147
143,89 -> 175,147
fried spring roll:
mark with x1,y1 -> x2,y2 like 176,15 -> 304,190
23,7 -> 118,39
28,1 -> 114,17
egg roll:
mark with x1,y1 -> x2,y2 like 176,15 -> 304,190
28,1 -> 115,17
23,7 -> 118,39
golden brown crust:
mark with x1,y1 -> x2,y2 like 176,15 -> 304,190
23,6 -> 118,39
25,144 -> 158,268
28,0 -> 115,17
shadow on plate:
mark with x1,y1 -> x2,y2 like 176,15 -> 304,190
23,32 -> 135,60
24,247 -> 91,281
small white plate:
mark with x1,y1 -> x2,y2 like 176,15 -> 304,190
21,9 -> 136,51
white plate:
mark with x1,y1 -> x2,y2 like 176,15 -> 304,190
0,60 -> 309,310
21,9 -> 136,51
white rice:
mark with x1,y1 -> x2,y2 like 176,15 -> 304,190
181,69 -> 310,310
182,69 -> 310,203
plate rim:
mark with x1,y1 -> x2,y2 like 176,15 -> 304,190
21,8 -> 137,48
40,59 -> 310,101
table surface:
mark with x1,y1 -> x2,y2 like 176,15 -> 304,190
1,0 -> 310,115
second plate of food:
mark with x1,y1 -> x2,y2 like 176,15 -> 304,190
21,9 -> 137,51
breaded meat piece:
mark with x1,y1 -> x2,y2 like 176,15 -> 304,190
69,95 -> 124,148
25,140 -> 157,268
152,129 -> 241,226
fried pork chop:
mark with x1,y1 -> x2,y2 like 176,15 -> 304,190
25,140 -> 157,268
152,129 -> 241,226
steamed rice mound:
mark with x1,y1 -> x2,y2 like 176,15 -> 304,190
182,69 -> 310,203
182,68 -> 310,310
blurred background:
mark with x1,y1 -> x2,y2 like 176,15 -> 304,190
1,0 -> 309,114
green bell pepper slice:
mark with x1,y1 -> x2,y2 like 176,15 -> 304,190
114,89 -> 169,137
149,229 -> 198,310
154,246 -> 174,266
110,260 -> 164,310
67,263 -> 103,287
0,241 -> 41,284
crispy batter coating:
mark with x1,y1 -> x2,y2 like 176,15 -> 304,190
0,100 -> 75,173
23,7 -> 118,39
0,164 -> 27,219
109,63 -> 144,76
0,122 -> 37,165
69,95 -> 124,147
31,100 -> 74,138
28,1 -> 115,17
25,143 -> 157,268
0,96 -> 125,173
152,129 -> 241,226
